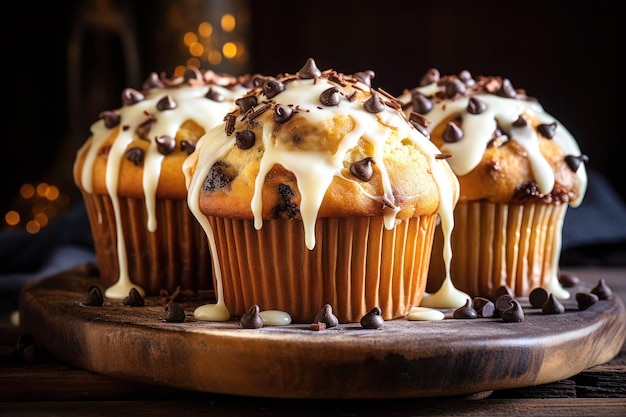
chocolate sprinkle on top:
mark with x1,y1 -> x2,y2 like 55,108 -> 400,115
156,135 -> 176,155
363,93 -> 385,113
100,111 -> 121,129
299,57 -> 322,79
319,87 -> 341,106
224,113 -> 237,136
235,130 -> 256,150
360,307 -> 384,329
273,104 -> 294,123
350,157 -> 375,181
442,122 -> 463,143
121,88 -> 145,105
156,94 -> 177,111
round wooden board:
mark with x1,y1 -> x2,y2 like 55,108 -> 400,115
19,266 -> 626,399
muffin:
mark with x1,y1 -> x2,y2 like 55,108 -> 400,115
398,69 -> 588,300
73,67 -> 251,299
183,58 -> 460,323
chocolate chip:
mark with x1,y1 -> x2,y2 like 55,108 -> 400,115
360,307 -> 384,329
537,122 -> 557,139
235,129 -> 256,150
125,147 -> 144,165
354,70 -> 375,87
121,88 -> 145,105
122,288 -> 145,307
80,285 -> 104,307
262,79 -> 285,99
156,94 -> 177,111
164,301 -> 186,322
241,304 -> 264,329
203,161 -> 235,192
512,114 -> 528,127
156,135 -> 176,155
497,78 -> 517,98
453,299 -> 478,319
495,285 -> 514,299
236,95 -> 258,113
364,93 -> 385,113
180,139 -> 196,154
466,97 -> 486,115
16,333 -> 39,364
183,66 -> 202,82
136,116 -> 156,139
529,287 -> 549,308
319,87 -> 341,106
576,292 -> 599,310
591,278 -> 613,300
272,183 -> 299,219
273,104 -> 294,123
299,58 -> 322,79
142,72 -> 164,90
501,300 -> 524,322
205,87 -> 225,102
473,297 -> 495,318
445,79 -> 466,98
419,68 -> 440,86
564,154 -> 589,172
494,294 -> 514,317
458,70 -> 473,83
350,157 -> 375,181
443,122 -> 463,143
313,304 -> 339,328
541,293 -> 565,314
558,271 -> 580,288
411,91 -> 433,114
99,111 -> 121,129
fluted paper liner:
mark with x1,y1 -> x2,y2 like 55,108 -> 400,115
208,215 -> 436,323
427,201 -> 567,298
81,192 -> 213,295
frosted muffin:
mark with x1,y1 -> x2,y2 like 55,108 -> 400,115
73,67 -> 251,299
183,58 -> 459,323
398,69 -> 588,300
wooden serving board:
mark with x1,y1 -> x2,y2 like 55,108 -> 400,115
18,266 -> 626,399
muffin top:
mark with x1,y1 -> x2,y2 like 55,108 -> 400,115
73,67 -> 251,201
397,69 -> 588,206
184,58 -> 459,249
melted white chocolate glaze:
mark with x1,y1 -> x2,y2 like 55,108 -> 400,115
184,59 -> 460,322
399,72 -> 588,301
75,68 -> 248,299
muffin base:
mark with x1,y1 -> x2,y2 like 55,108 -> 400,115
427,201 -> 567,298
208,215 -> 436,323
81,192 -> 213,295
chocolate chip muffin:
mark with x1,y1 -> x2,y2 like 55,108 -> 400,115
183,58 -> 459,323
73,67 -> 251,299
398,69 -> 588,300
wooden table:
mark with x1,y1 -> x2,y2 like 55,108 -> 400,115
2,267 -> 625,416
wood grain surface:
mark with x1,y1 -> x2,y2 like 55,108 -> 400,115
17,266 -> 626,400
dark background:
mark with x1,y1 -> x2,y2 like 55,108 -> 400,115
4,0 -> 624,231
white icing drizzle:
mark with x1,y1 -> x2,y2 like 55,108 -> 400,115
75,74 -> 247,299
184,69 -> 459,322
259,310 -> 293,326
406,307 -> 445,321
398,75 -> 589,304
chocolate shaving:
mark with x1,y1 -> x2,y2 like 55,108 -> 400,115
224,113 -> 237,136
247,102 -> 272,121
